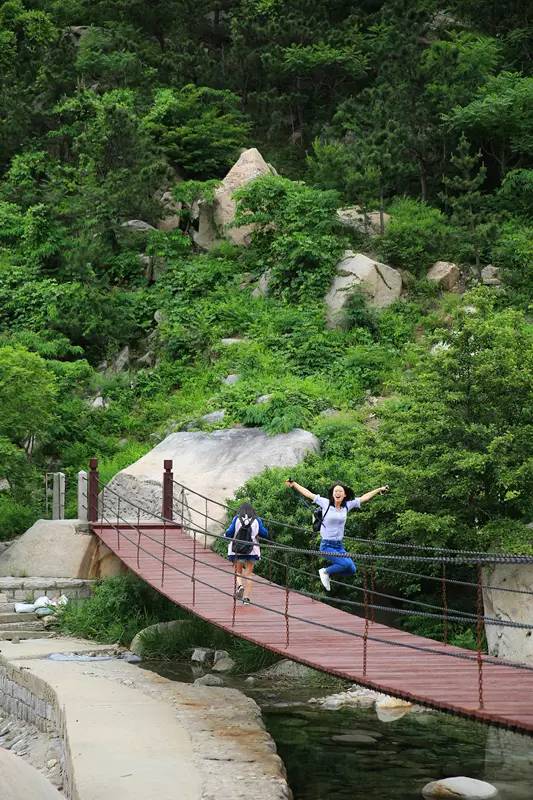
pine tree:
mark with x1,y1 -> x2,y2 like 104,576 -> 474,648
440,133 -> 494,270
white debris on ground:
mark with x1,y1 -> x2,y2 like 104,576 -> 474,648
15,594 -> 68,615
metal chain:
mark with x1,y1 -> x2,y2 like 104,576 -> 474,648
98,512 -> 533,676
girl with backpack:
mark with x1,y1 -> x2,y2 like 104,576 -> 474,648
225,503 -> 269,605
285,480 -> 388,591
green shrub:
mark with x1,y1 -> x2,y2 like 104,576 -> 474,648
234,175 -> 345,301
0,494 -> 37,540
377,198 -> 450,276
491,220 -> 533,303
58,574 -> 178,644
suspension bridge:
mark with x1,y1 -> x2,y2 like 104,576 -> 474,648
86,459 -> 533,735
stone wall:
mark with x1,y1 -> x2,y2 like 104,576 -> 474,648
0,660 -> 75,798
0,577 -> 94,604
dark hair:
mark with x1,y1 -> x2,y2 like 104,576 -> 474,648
237,502 -> 257,520
327,483 -> 354,506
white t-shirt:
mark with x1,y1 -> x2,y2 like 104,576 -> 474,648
313,495 -> 361,541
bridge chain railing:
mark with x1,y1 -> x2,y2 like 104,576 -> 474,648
87,459 -> 533,711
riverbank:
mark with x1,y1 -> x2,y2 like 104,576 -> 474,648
0,636 -> 290,800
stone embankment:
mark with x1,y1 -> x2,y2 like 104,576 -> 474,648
0,636 -> 290,800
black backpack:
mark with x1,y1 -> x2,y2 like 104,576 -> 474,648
233,516 -> 254,555
312,503 -> 331,533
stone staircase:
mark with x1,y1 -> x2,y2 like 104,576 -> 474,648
0,578 -> 94,642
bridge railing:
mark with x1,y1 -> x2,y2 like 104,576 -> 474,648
87,458 -> 533,711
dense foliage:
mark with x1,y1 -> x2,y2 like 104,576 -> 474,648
0,1 -> 532,642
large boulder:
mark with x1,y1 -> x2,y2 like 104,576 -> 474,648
325,251 -> 402,327
427,261 -> 460,291
129,620 -> 186,656
104,428 -> 319,533
483,564 -> 533,665
195,148 -> 276,249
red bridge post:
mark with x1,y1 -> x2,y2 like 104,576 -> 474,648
162,460 -> 174,521
88,458 -> 99,522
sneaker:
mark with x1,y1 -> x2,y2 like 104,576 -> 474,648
235,584 -> 244,599
242,597 -> 251,605
319,568 -> 331,592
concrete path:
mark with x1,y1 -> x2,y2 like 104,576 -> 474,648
0,636 -> 289,800
0,745 -> 60,800
1,638 -> 201,800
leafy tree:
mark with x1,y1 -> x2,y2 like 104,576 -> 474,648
374,292 -> 533,552
142,85 -> 250,177
0,345 -> 57,457
444,72 -> 533,177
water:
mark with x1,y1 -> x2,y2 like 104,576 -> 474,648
140,661 -> 533,800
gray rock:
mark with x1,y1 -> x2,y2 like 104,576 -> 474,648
481,264 -> 501,286
129,620 -> 186,656
320,408 -> 340,418
191,647 -> 214,664
0,478 -> 9,492
256,394 -> 273,404
256,659 -> 321,681
194,673 -> 224,687
427,261 -> 460,291
90,395 -> 107,409
196,148 -> 276,250
121,651 -> 142,663
121,219 -> 156,233
422,777 -> 498,799
336,207 -> 391,235
104,427 -> 319,532
212,650 -> 235,673
157,191 -> 182,232
223,374 -> 240,385
136,351 -> 156,368
154,309 -> 166,324
220,338 -> 248,346
325,251 -> 402,327
110,345 -> 130,373
252,270 -> 272,299
201,410 -> 226,424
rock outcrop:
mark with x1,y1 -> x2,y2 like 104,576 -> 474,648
325,251 -> 402,327
104,428 -> 319,532
195,148 -> 276,249
483,564 -> 533,665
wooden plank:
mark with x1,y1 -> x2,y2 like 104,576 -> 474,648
92,522 -> 533,735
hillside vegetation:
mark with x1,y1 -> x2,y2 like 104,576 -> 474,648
0,0 -> 531,594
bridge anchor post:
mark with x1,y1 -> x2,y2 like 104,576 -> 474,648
162,460 -> 173,521
88,459 -> 99,522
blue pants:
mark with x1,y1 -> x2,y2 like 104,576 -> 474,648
320,539 -> 356,576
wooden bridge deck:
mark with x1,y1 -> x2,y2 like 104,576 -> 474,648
92,522 -> 533,734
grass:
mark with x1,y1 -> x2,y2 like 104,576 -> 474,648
58,574 -> 280,672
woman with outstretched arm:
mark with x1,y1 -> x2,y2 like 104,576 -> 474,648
285,479 -> 388,591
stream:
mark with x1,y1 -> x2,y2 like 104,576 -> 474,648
140,660 -> 533,800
